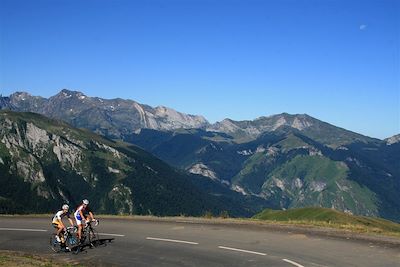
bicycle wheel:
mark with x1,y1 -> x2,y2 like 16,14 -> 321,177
49,235 -> 62,253
80,229 -> 88,245
66,233 -> 79,249
88,228 -> 99,247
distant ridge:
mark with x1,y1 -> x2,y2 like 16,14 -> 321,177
0,89 -> 384,146
0,89 -> 209,138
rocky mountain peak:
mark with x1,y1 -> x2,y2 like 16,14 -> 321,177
269,113 -> 314,130
385,134 -> 400,145
210,118 -> 240,133
10,91 -> 32,101
56,89 -> 86,99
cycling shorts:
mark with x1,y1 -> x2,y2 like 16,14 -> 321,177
52,220 -> 62,228
75,214 -> 84,225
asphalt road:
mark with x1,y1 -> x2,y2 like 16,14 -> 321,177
0,216 -> 399,267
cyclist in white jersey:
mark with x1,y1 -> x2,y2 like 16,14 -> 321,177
52,204 -> 74,243
74,199 -> 96,241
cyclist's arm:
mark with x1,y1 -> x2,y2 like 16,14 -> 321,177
79,210 -> 85,222
88,211 -> 95,221
68,217 -> 74,226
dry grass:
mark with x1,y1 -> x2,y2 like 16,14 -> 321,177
0,250 -> 84,267
252,219 -> 400,237
253,207 -> 400,238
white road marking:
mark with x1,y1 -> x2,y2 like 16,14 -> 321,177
0,228 -> 48,232
283,259 -> 305,267
218,246 -> 267,256
146,237 -> 199,245
99,233 -> 125,237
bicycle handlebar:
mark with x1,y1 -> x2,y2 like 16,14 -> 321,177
87,219 -> 99,226
66,226 -> 78,233
84,219 -> 99,228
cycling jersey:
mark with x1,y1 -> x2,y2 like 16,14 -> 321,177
74,204 -> 91,225
52,210 -> 71,226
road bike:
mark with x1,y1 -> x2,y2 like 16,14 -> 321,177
50,226 -> 79,253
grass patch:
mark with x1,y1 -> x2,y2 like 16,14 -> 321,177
253,207 -> 400,237
0,250 -> 84,266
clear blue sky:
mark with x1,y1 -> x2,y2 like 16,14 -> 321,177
1,0 -> 399,139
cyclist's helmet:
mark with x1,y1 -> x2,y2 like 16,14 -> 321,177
83,199 -> 89,205
62,204 -> 69,210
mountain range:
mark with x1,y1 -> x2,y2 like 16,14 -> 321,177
0,110 -> 264,216
1,90 -> 386,145
1,90 -> 399,221
1,90 -> 208,138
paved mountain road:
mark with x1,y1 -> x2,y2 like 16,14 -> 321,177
0,217 -> 399,266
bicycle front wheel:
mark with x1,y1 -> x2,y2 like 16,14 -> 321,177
49,235 -> 62,253
88,228 -> 99,247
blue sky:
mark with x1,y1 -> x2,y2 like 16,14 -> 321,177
0,0 -> 399,139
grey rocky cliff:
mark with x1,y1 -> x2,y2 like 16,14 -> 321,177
187,163 -> 218,180
385,134 -> 400,145
1,90 -> 209,137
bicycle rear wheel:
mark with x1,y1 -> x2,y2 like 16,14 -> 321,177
49,235 -> 62,253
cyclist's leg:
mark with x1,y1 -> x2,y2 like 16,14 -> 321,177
78,224 -> 83,241
52,223 -> 59,236
75,214 -> 83,240
52,222 -> 63,243
52,222 -> 61,236
57,225 -> 64,237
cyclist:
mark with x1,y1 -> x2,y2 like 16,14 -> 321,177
52,204 -> 74,244
74,199 -> 96,241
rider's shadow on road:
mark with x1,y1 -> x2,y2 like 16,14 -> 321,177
77,238 -> 114,253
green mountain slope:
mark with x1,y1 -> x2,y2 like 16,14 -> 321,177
261,155 -> 378,215
130,128 -> 400,221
